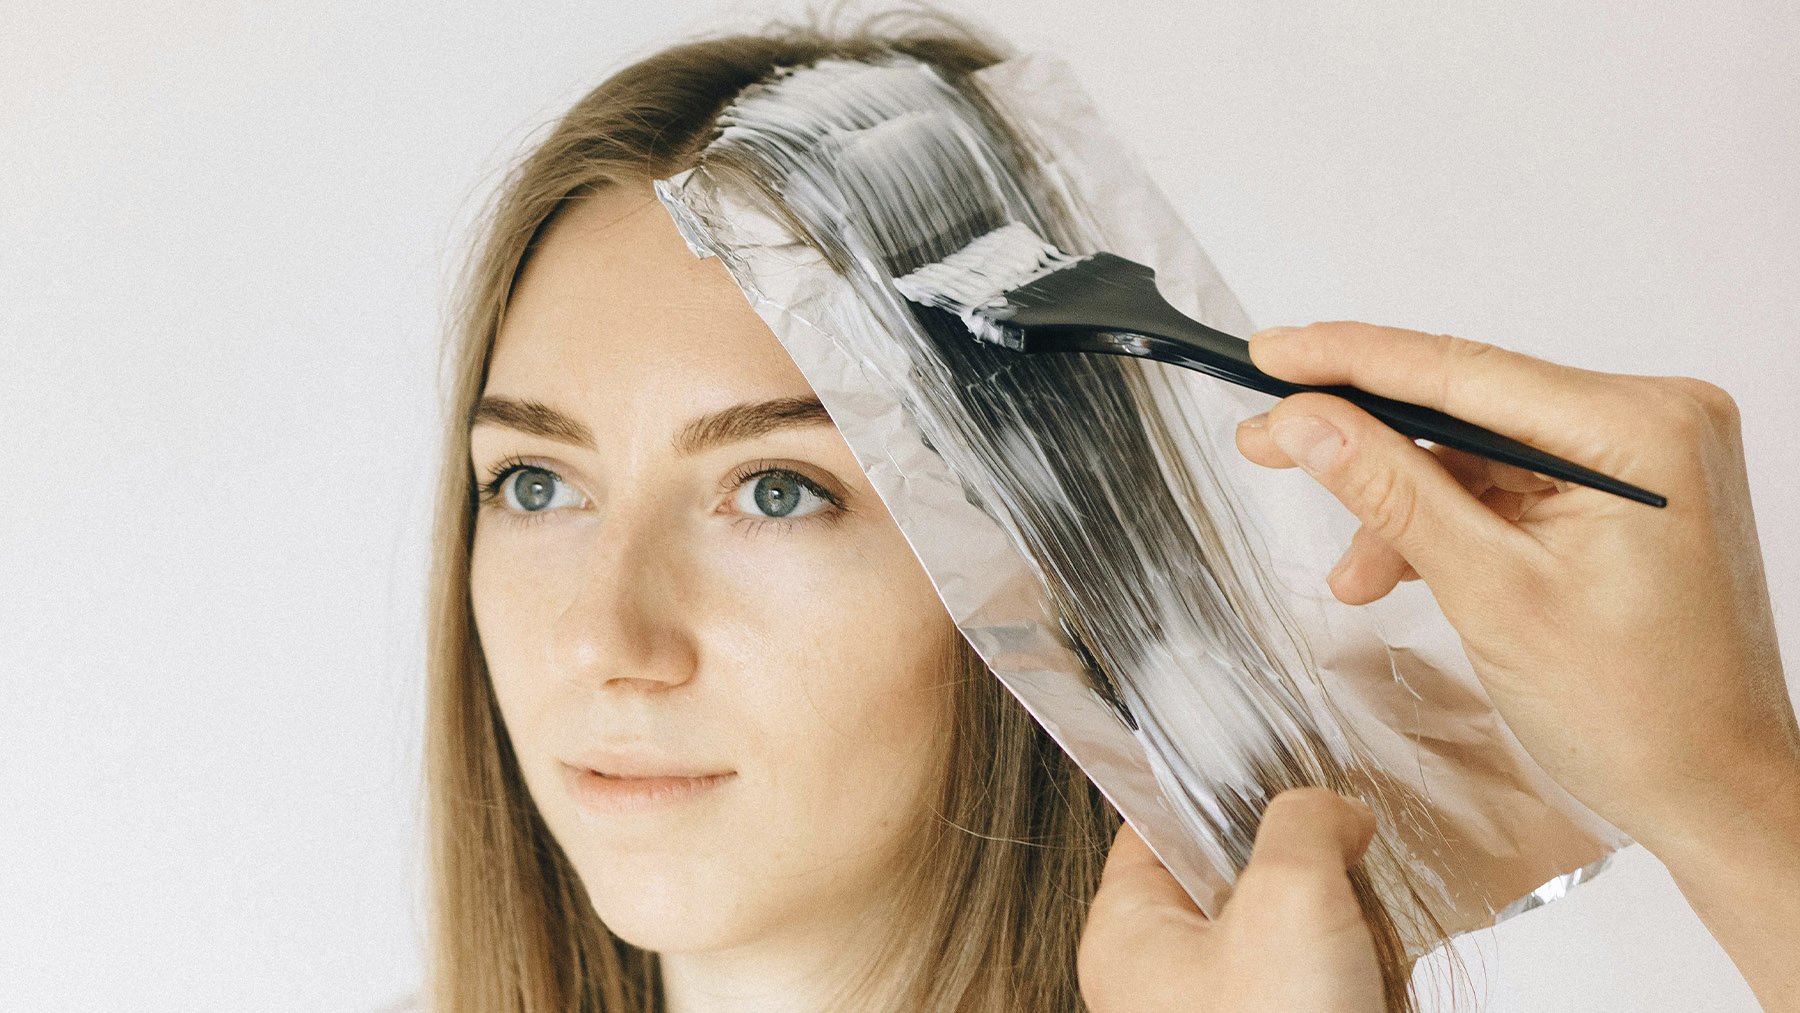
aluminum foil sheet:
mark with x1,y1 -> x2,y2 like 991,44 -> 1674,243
652,51 -> 1625,950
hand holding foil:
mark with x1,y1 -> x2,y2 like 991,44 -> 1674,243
1082,788 -> 1387,1012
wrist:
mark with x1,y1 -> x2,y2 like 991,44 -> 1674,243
1642,752 -> 1800,1012
1646,754 -> 1800,894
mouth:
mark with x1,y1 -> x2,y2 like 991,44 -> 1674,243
561,762 -> 736,816
581,766 -> 734,779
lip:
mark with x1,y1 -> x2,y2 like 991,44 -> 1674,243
562,748 -> 733,780
560,762 -> 736,817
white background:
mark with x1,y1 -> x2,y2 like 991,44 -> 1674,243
3,1 -> 1795,1010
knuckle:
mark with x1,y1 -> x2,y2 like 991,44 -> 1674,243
1348,464 -> 1419,546
1671,376 -> 1741,427
1434,333 -> 1505,416
1647,376 -> 1737,445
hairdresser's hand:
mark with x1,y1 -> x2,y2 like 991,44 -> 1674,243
1235,320 -> 1800,1010
1079,788 -> 1383,1013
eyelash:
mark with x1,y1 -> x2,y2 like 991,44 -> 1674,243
473,455 -> 557,529
474,455 -> 846,535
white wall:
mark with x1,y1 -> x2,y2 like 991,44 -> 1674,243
3,2 -> 1793,1009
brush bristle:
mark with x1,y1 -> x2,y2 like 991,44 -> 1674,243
892,222 -> 1087,347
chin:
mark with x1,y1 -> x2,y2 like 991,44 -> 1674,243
584,883 -> 751,954
567,851 -> 761,953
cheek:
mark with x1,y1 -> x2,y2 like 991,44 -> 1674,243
712,523 -> 951,728
468,528 -> 510,648
714,526 -> 956,833
469,528 -> 521,652
467,522 -> 565,731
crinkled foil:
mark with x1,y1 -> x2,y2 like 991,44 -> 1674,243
654,52 -> 1625,946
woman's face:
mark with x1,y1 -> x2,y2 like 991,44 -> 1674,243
469,184 -> 955,954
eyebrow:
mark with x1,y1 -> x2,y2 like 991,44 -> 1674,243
469,394 -> 834,456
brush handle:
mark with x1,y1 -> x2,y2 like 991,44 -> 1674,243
1036,315 -> 1668,508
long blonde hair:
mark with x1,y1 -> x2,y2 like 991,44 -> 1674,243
422,13 -> 1131,1011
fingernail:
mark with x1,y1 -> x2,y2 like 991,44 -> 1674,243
1237,411 -> 1269,430
1270,415 -> 1345,474
1252,326 -> 1302,340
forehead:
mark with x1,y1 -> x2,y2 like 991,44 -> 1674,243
485,184 -> 809,408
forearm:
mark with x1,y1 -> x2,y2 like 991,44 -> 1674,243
1652,763 -> 1800,1012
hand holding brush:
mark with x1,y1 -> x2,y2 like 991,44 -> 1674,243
1079,319 -> 1800,1013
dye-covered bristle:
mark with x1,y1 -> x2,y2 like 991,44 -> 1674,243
892,222 -> 1087,348
816,110 -> 1040,275
714,61 -> 1035,282
824,113 -> 1013,260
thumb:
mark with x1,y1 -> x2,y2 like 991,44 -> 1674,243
1227,788 -> 1380,938
1263,390 -> 1528,586
1249,788 -> 1379,872
1095,820 -> 1208,916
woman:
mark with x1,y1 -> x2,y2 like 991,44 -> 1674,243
425,20 -> 1129,1011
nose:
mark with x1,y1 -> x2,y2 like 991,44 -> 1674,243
546,503 -> 699,693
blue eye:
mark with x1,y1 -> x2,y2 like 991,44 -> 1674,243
731,469 -> 832,520
477,459 -> 585,522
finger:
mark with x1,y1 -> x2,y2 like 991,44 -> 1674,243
1262,391 -> 1535,590
1478,485 -> 1529,521
1242,415 -> 1485,597
1256,436 -> 1489,604
1243,415 -> 1563,504
1422,441 -> 1493,492
1249,788 -> 1378,873
1327,524 -> 1413,605
1427,443 -> 1558,496
1248,322 -> 1637,474
1235,411 -> 1287,467
1222,789 -> 1383,944
1095,821 -> 1209,919
1239,416 -> 1426,602
1410,443 -> 1567,524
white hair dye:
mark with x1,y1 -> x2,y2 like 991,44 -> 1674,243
655,51 -> 1627,949
893,221 -> 1085,347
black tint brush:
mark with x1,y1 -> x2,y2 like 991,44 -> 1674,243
894,223 -> 1666,508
